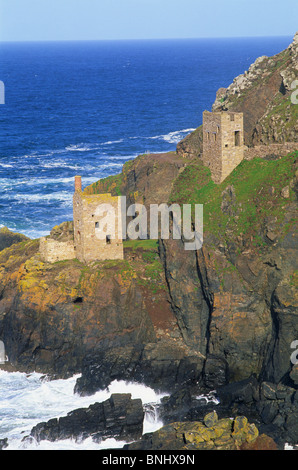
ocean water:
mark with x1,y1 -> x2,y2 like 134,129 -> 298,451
0,370 -> 166,450
0,36 -> 292,238
0,370 -> 221,450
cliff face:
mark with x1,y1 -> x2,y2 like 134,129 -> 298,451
177,32 -> 298,158
0,226 -> 205,391
1,149 -> 297,445
1,152 -> 296,388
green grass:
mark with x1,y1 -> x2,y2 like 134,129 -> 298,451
123,239 -> 159,251
290,271 -> 298,289
169,151 -> 298,247
83,158 -> 137,196
263,94 -> 298,132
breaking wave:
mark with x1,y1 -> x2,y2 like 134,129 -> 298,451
0,371 -> 166,451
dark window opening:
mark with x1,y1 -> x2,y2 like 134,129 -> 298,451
73,297 -> 83,304
106,235 -> 111,244
95,222 -> 99,228
235,131 -> 240,147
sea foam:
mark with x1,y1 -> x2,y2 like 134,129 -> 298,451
0,371 -> 166,451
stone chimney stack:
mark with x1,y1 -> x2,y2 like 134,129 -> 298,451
75,175 -> 82,192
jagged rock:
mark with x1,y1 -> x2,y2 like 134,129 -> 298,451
204,411 -> 218,428
49,221 -> 74,241
124,414 -> 262,450
0,227 -> 29,252
290,365 -> 298,385
74,342 -> 205,396
176,126 -> 203,159
29,394 -> 144,443
281,185 -> 290,198
240,433 -> 278,450
203,355 -> 229,388
221,185 -> 236,216
0,438 -> 8,450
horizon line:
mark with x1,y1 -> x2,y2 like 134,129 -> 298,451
0,34 -> 293,44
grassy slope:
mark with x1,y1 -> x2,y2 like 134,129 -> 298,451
169,152 -> 298,249
83,159 -> 136,196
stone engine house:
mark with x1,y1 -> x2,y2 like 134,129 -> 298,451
40,111 -> 245,263
202,111 -> 244,184
40,176 -> 124,264
73,176 -> 123,263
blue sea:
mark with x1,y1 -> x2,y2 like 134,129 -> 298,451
0,36 -> 292,238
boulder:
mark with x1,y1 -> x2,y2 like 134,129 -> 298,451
29,394 -> 144,443
124,413 -> 263,450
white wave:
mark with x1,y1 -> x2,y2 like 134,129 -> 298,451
148,128 -> 195,144
13,192 -> 72,203
196,390 -> 220,405
64,141 -> 119,152
0,176 -> 99,189
0,163 -> 13,168
8,436 -> 128,451
284,443 -> 298,450
97,163 -> 123,170
0,371 -> 166,451
41,161 -> 85,171
19,229 -> 50,239
65,144 -> 95,152
102,139 -> 124,145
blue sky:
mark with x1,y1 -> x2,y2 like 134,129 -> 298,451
0,0 -> 297,41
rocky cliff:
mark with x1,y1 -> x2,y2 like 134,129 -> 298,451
0,148 -> 297,446
177,32 -> 298,158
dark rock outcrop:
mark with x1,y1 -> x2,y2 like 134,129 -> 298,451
0,438 -> 8,450
29,393 -> 144,443
124,411 -> 277,450
74,342 -> 205,396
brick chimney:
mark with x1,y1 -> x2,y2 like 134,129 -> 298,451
75,175 -> 82,192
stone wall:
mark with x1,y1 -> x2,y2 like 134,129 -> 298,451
221,112 -> 244,181
39,237 -> 75,263
39,177 -> 124,264
244,142 -> 298,160
202,111 -> 244,184
73,189 -> 124,264
202,112 -> 222,183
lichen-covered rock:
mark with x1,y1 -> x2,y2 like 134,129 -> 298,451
125,414 -> 262,450
232,416 -> 259,445
203,411 -> 218,428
